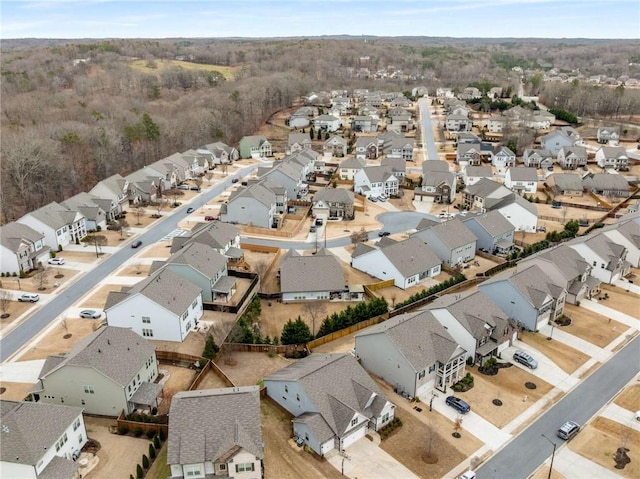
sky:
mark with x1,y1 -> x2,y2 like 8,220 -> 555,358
1,0 -> 639,40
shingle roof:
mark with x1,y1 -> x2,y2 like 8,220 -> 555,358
171,221 -> 239,254
21,202 -> 81,230
507,167 -> 538,182
0,222 -> 44,252
240,135 -> 268,148
465,178 -> 507,199
598,146 -> 627,159
550,173 -> 584,192
340,156 -> 365,169
462,210 -> 514,237
421,218 -> 477,249
90,174 -> 127,197
154,242 -> 227,279
422,160 -> 450,173
313,188 -> 355,205
168,387 -> 263,466
379,237 -> 441,277
482,264 -> 561,307
280,249 -> 345,293
264,354 -> 390,436
492,193 -> 538,216
357,310 -> 461,371
465,166 -> 493,178
422,170 -> 455,188
360,166 -> 396,183
0,400 -> 83,466
288,133 -> 312,146
38,326 -> 155,387
583,173 -> 629,192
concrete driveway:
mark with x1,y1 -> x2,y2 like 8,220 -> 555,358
326,436 -> 418,479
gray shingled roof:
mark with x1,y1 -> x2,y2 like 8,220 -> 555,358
381,157 -> 406,173
265,354 -> 390,437
598,146 -> 627,159
171,221 -> 240,254
38,326 -> 155,388
313,188 -> 355,205
0,222 -> 44,253
22,202 -> 81,230
491,193 -> 538,217
583,173 -> 629,192
422,160 -> 449,173
288,133 -> 312,146
360,165 -> 396,183
507,167 -> 538,182
357,310 -> 461,371
522,244 -> 590,282
422,218 -> 477,249
465,166 -> 492,178
90,173 -> 127,197
156,242 -> 227,279
168,387 -> 263,466
482,264 -> 561,307
379,237 -> 441,277
462,210 -> 514,237
465,178 -> 507,199
241,135 -> 268,148
340,156 -> 365,169
0,400 -> 83,467
280,249 -> 345,293
550,173 -> 584,192
293,413 -> 334,443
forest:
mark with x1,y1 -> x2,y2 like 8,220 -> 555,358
1,36 -> 639,222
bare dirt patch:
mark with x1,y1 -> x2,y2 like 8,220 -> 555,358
19,318 -> 99,361
216,351 -> 294,387
598,285 -> 640,319
458,365 -> 554,428
520,331 -> 590,374
615,384 -> 640,412
153,330 -> 206,358
158,365 -> 198,397
312,330 -> 357,354
0,382 -> 35,401
51,250 -> 100,263
529,466 -> 567,479
115,263 -> 152,277
138,241 -> 173,259
79,284 -> 123,309
194,370 -> 229,390
1,267 -> 79,294
562,304 -> 629,348
569,416 -> 640,479
0,300 -> 33,329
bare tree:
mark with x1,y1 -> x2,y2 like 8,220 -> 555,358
0,290 -> 12,318
350,228 -> 368,244
303,302 -> 327,337
117,218 -> 130,240
33,264 -> 50,291
134,205 -> 146,225
165,188 -> 184,207
453,415 -> 464,437
86,234 -> 108,257
253,259 -> 270,293
205,171 -> 214,184
151,198 -> 168,217
193,176 -> 203,190
221,163 -> 229,176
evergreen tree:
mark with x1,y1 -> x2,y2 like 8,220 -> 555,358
280,316 -> 312,345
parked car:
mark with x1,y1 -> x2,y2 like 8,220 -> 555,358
186,207 -> 195,213
445,395 -> 470,414
131,240 -> 142,248
231,178 -> 239,183
315,218 -> 323,226
513,350 -> 538,369
310,226 -> 316,233
47,257 -> 65,265
18,293 -> 40,303
204,215 -> 218,221
557,420 -> 580,440
79,309 -> 101,319
369,196 -> 377,202
177,184 -> 190,190
458,471 -> 476,479
378,231 -> 391,237
378,196 -> 387,202
189,186 -> 201,191
537,226 -> 547,233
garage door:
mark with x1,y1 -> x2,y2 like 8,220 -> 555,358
342,423 -> 367,449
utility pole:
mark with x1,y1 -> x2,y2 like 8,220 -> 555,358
541,434 -> 557,479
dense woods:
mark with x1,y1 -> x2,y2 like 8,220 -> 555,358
1,36 -> 639,222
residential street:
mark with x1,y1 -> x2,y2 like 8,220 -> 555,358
418,96 -> 440,161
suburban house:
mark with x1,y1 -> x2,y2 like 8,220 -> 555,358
381,157 -> 406,180
259,160 -> 308,200
412,218 -> 477,266
548,173 -> 584,196
312,188 -> 355,220
287,133 -> 313,154
18,202 -> 87,250
566,234 -> 630,284
461,210 -> 515,255
540,130 -> 575,155
0,222 -> 51,275
427,290 -> 515,366
353,166 -> 399,198
600,216 -> 640,267
288,113 -> 311,129
456,144 -> 482,168
487,115 -> 508,133
384,137 -> 414,160
338,156 -> 365,181
204,142 -> 240,164
491,194 -> 539,233
171,221 -> 242,262
390,96 -> 413,108
168,387 -> 263,479
522,111 -> 555,130
491,146 -> 516,175
30,326 -> 160,417
479,265 -> 567,332
436,87 -> 455,99
597,127 -> 620,145
60,192 -> 108,231
518,244 -> 599,305
445,114 -> 473,133
595,146 -> 629,171
449,105 -> 469,117
355,310 -> 466,397
463,165 -> 493,186
388,108 -> 413,132
351,116 -> 378,133
324,136 -> 348,157
264,354 -> 395,455
239,135 -> 272,159
124,170 -> 161,204
279,249 -> 360,303
416,161 -> 456,204
583,173 -> 630,198
105,268 -> 203,342
523,149 -> 554,169
143,158 -> 179,190
0,400 -> 87,479
313,115 -> 341,132
354,137 -> 379,159
351,237 -> 442,289
358,105 -> 379,118
504,167 -> 538,194
149,242 -> 230,303
456,132 -> 481,144
463,178 -> 512,211
459,87 -> 481,99
220,182 -> 278,229
182,148 -> 212,174
557,146 -> 588,170
89,174 -> 129,212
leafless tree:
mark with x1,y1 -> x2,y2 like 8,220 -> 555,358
193,176 -> 203,190
350,228 -> 368,244
151,198 -> 168,217
303,302 -> 327,337
117,218 -> 130,240
253,259 -> 270,293
86,234 -> 108,257
0,290 -> 12,318
134,205 -> 146,225
165,188 -> 184,207
453,415 -> 464,437
220,163 -> 229,176
33,264 -> 50,291
205,171 -> 214,184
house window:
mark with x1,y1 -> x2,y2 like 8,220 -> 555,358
184,464 -> 202,477
219,464 -> 227,471
284,385 -> 288,393
351,418 -> 358,426
235,463 -> 255,473
296,393 -> 300,401
142,317 -> 151,324
84,386 -> 95,394
81,400 -> 85,405
429,364 -> 436,373
78,434 -> 83,443
142,329 -> 154,337
418,370 -> 426,379
73,418 -> 81,431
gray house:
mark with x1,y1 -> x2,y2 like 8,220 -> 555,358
462,210 -> 515,255
221,183 -> 277,228
287,133 -> 313,153
478,265 -> 567,332
264,354 -> 395,455
523,148 -> 554,169
355,310 -> 466,397
540,130 -> 574,155
582,173 -> 629,198
168,387 -> 263,479
89,173 -> 129,211
312,188 -> 355,220
171,221 -> 242,261
30,326 -> 160,417
557,146 -> 588,170
413,218 -> 477,266
323,135 -> 348,157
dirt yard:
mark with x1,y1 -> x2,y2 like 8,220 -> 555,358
458,365 -> 554,429
0,266 -> 80,294
216,351 -> 294,386
569,416 -> 640,479
520,331 -> 590,374
115,263 -> 152,276
0,381 -> 35,402
153,330 -> 206,357
194,370 -> 229,390
598,285 -> 640,319
0,300 -> 33,331
84,416 -> 154,479
563,304 -> 630,348
50,250 -> 101,263
138,241 -> 174,259
19,318 -> 100,361
530,466 -> 567,479
312,330 -> 358,354
79,284 -> 123,309
615,384 -> 640,412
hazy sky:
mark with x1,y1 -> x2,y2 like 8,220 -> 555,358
2,0 -> 639,39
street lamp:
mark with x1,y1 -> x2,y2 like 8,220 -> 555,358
541,434 -> 557,479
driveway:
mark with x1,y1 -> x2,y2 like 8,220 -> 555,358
326,436 -> 418,479
505,342 -> 579,392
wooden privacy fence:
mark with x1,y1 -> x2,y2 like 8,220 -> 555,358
307,313 -> 389,350
116,410 -> 168,437
217,342 -> 296,355
156,350 -> 204,365
240,243 -> 280,254
245,225 -> 293,237
366,279 -> 395,291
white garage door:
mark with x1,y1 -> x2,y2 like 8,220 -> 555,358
342,423 -> 367,449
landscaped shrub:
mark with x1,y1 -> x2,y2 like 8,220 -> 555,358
380,417 -> 403,439
149,443 -> 156,459
395,275 -> 467,309
142,454 -> 149,469
315,297 -> 389,339
118,425 -> 129,435
452,372 -> 475,392
146,428 -> 156,439
159,428 -> 167,441
136,464 -> 143,479
133,427 -> 143,437
153,435 -> 161,448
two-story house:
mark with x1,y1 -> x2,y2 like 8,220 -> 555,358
0,222 -> 51,275
566,234 -> 629,284
462,210 -> 515,255
462,179 -> 512,211
540,130 -> 575,156
384,137 -> 414,161
351,116 -> 378,133
445,114 -> 473,133
463,165 -> 493,187
595,146 -> 629,171
456,144 -> 482,169
264,354 -> 395,455
125,170 -> 162,204
523,148 -> 554,169
313,115 -> 341,132
417,161 -> 456,204
171,221 -> 242,261
18,202 -> 87,250
353,166 -> 399,198
239,135 -> 272,159
312,188 -> 355,220
323,135 -> 348,157
412,218 -> 477,266
221,182 -> 278,229
504,167 -> 538,194
89,174 -> 129,213
354,137 -> 379,160
597,127 -> 620,145
287,133 -> 313,154
388,108 -> 413,132
338,156 -> 365,181
491,146 -> 516,175
60,192 -> 108,232
204,141 -> 240,165
557,146 -> 588,170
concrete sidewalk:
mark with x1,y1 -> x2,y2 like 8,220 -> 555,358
600,402 -> 640,432
580,299 -> 640,329
539,324 -> 611,361
0,359 -> 45,383
615,278 -> 640,294
505,341 -> 579,392
552,448 -> 622,479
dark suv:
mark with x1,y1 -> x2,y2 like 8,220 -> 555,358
446,396 -> 471,414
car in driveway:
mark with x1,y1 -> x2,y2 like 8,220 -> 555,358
446,395 -> 470,414
231,178 -> 239,183
204,215 -> 218,221
18,293 -> 40,303
131,240 -> 142,248
557,420 -> 580,440
47,257 -> 65,265
513,350 -> 538,369
186,207 -> 195,213
378,231 -> 391,237
79,309 -> 101,319
177,184 -> 190,190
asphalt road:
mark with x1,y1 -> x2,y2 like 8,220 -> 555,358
0,166 -> 259,362
477,335 -> 640,479
418,97 -> 440,162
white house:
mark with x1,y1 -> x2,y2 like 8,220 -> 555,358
491,146 -> 516,176
0,222 -> 51,275
557,146 -> 588,170
566,234 -> 630,284
412,218 -> 477,266
504,167 -> 538,194
18,202 -> 87,250
353,166 -> 399,198
338,156 -> 365,180
105,268 -> 203,342
523,149 -> 554,169
492,194 -> 538,233
463,165 -> 493,186
313,115 -> 341,132
595,146 -> 628,171
597,127 -> 620,145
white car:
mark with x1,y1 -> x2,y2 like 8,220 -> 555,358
47,257 -> 65,265
18,293 -> 40,302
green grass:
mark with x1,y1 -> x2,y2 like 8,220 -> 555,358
129,59 -> 236,79
146,442 -> 171,479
